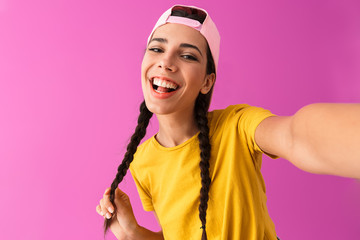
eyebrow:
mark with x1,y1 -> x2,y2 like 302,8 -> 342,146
149,38 -> 203,56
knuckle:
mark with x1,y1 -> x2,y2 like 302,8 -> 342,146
100,199 -> 108,210
103,187 -> 111,197
103,198 -> 113,208
96,206 -> 102,215
96,206 -> 103,216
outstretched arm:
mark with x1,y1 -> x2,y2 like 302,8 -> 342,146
255,103 -> 360,178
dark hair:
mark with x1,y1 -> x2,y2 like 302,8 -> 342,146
104,7 -> 216,240
196,44 -> 215,240
103,101 -> 153,233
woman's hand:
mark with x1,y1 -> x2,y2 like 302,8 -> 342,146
96,187 -> 139,239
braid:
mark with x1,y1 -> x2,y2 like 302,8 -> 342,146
103,100 -> 153,234
195,93 -> 212,240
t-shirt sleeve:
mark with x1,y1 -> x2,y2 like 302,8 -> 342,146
235,105 -> 278,159
129,165 -> 155,212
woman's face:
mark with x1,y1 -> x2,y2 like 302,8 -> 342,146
141,23 -> 215,116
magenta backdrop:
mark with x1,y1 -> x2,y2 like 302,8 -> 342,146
0,0 -> 359,239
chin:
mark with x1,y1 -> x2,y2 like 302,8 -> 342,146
145,101 -> 174,116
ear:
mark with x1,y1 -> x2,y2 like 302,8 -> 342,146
200,73 -> 216,94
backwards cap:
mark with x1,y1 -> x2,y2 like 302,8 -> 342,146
147,5 -> 220,72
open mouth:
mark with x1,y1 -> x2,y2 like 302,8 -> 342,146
151,77 -> 179,93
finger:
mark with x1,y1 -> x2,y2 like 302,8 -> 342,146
103,188 -> 114,213
115,188 -> 129,200
113,188 -> 132,213
100,197 -> 115,218
103,187 -> 111,197
96,205 -> 109,220
115,188 -> 125,195
96,205 -> 105,216
99,199 -> 110,217
115,188 -> 130,203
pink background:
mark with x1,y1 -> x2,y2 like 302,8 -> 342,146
1,0 -> 359,239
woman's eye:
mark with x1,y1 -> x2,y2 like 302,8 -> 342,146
148,47 -> 163,53
182,54 -> 198,61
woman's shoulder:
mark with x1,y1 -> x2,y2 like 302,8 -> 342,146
209,104 -> 273,120
131,136 -> 156,165
207,104 -> 274,136
208,104 -> 252,123
135,136 -> 154,154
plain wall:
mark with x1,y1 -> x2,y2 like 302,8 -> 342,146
0,0 -> 359,239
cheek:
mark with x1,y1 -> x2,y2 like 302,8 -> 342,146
140,57 -> 147,76
141,54 -> 154,78
141,60 -> 150,84
189,66 -> 207,87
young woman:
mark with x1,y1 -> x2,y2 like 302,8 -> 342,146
95,5 -> 360,240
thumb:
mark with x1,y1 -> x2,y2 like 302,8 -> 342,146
112,188 -> 138,230
114,188 -> 132,210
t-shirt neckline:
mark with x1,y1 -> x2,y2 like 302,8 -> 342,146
151,131 -> 200,151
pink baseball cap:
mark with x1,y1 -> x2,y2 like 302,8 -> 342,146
147,5 -> 221,72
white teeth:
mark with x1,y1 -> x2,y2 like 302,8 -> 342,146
152,78 -> 178,90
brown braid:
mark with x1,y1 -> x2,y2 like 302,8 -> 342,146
195,93 -> 212,240
196,25 -> 216,239
103,100 -> 153,234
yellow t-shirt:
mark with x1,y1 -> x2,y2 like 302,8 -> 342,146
130,104 -> 277,240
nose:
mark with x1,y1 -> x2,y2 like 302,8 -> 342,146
158,54 -> 177,72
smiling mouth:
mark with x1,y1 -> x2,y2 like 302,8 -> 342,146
151,77 -> 179,93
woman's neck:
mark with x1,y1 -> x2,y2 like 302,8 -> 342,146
155,109 -> 198,148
